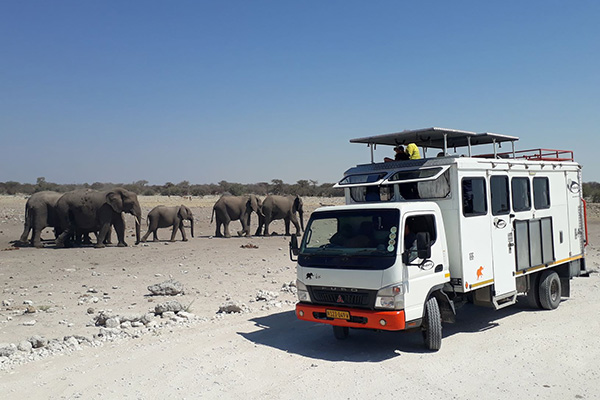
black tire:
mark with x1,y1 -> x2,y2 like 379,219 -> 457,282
421,297 -> 442,351
539,270 -> 561,310
333,325 -> 349,340
527,273 -> 542,309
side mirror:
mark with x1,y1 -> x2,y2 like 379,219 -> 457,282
416,231 -> 431,260
289,235 -> 299,261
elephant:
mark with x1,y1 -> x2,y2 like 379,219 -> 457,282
141,205 -> 194,242
255,195 -> 304,237
55,188 -> 142,248
18,191 -> 63,248
211,194 -> 263,238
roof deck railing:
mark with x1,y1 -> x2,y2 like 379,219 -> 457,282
475,148 -> 574,162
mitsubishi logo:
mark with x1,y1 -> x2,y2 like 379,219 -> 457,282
336,295 -> 344,304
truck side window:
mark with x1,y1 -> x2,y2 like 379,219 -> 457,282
350,185 -> 394,202
512,177 -> 531,212
462,177 -> 487,217
490,175 -> 510,216
404,215 -> 436,262
533,177 -> 550,209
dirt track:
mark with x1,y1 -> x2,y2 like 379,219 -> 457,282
1,195 -> 599,399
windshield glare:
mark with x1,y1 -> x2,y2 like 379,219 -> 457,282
301,209 -> 400,256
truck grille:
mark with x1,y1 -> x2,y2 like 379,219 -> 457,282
309,287 -> 376,309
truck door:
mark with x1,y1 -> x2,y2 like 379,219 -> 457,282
565,170 -> 584,256
401,213 -> 446,321
489,174 -> 517,298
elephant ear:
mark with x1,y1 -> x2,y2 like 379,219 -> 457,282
106,191 -> 123,213
294,195 -> 302,212
249,195 -> 259,212
178,205 -> 189,219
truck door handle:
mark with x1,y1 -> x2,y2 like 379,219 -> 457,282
435,264 -> 443,273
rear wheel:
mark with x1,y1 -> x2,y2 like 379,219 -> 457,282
333,325 -> 349,340
422,297 -> 442,351
527,273 -> 542,309
539,271 -> 561,310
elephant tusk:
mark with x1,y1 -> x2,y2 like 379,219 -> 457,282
133,215 -> 140,226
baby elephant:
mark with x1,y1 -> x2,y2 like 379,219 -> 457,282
141,205 -> 194,242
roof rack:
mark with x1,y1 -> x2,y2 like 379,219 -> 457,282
475,148 -> 574,162
350,127 -> 519,162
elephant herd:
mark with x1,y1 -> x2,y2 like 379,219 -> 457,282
211,194 -> 304,238
17,190 -> 304,248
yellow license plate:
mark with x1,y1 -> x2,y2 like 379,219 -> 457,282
326,309 -> 350,320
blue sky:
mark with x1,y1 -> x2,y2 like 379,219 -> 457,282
1,1 -> 598,185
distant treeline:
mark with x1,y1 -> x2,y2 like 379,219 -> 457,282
3,178 -> 599,201
584,182 -> 600,202
0,177 -> 343,197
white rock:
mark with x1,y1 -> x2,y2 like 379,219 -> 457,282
29,336 -> 47,348
162,311 -> 176,319
22,320 -> 37,326
17,341 -> 32,353
105,318 -> 120,328
64,337 -> 80,349
177,311 -> 195,320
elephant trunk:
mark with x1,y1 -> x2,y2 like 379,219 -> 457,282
299,211 -> 305,232
189,217 -> 194,238
133,204 -> 142,244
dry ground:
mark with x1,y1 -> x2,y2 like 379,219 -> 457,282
0,195 -> 599,399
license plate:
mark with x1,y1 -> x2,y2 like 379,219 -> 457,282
326,309 -> 350,320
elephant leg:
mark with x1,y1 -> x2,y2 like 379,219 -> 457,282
237,218 -> 250,237
223,221 -> 232,238
170,224 -> 178,242
56,229 -> 70,248
289,215 -> 302,236
254,216 -> 263,236
263,217 -> 272,236
95,224 -> 110,248
19,218 -> 31,245
141,230 -> 150,242
31,227 -> 43,248
215,220 -> 223,237
283,218 -> 292,236
112,217 -> 127,247
152,230 -> 159,241
105,228 -> 112,245
179,222 -> 188,241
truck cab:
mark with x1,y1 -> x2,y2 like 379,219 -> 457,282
294,202 -> 450,348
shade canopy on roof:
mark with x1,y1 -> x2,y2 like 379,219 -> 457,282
350,127 -> 519,149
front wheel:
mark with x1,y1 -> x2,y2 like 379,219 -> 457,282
422,297 -> 442,351
333,325 -> 349,340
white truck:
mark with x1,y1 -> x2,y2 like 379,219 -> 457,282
291,127 -> 588,350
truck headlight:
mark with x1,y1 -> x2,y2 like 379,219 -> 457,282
375,283 -> 404,310
296,280 -> 311,303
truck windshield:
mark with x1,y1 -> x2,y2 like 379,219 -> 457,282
299,209 -> 400,270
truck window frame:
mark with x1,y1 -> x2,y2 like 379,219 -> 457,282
490,175 -> 510,216
533,177 -> 551,210
462,177 -> 488,217
511,177 -> 531,212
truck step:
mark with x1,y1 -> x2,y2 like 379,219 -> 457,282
492,291 -> 518,310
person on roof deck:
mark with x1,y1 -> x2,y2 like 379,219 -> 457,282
406,143 -> 421,160
384,145 -> 409,162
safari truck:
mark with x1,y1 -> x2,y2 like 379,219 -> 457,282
290,127 -> 588,351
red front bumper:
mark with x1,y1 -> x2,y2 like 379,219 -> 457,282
295,303 -> 406,331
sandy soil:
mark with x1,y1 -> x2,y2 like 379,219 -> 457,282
1,195 -> 599,399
